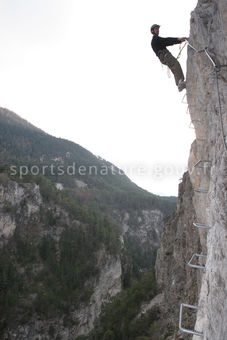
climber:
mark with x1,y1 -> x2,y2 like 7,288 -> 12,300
150,24 -> 187,92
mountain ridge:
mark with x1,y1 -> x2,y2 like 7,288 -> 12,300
0,106 -> 176,216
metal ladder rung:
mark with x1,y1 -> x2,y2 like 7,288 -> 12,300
193,222 -> 211,230
193,160 -> 212,168
196,138 -> 207,142
179,303 -> 203,337
194,188 -> 209,193
204,48 -> 216,68
188,253 -> 207,270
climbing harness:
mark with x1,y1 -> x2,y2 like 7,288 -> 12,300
162,42 -> 187,79
187,42 -> 227,152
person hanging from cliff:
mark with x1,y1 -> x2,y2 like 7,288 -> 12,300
150,24 -> 187,92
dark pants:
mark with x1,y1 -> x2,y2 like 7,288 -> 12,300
157,49 -> 184,86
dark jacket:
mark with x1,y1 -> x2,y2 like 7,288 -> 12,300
151,35 -> 180,56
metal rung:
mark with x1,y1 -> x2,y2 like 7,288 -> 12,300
193,222 -> 211,230
188,254 -> 207,270
204,48 -> 216,68
191,119 -> 203,124
187,42 -> 206,54
194,188 -> 209,193
188,42 -> 216,68
193,160 -> 211,168
179,303 -> 203,337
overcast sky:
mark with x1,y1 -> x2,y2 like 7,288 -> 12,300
0,0 -> 198,196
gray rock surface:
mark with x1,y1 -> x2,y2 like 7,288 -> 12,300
187,1 -> 227,339
156,1 -> 227,338
0,181 -> 42,246
73,255 -> 122,336
123,209 -> 163,249
155,173 -> 201,339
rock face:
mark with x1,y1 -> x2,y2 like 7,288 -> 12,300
72,208 -> 164,337
187,1 -> 227,338
155,173 -> 201,339
7,256 -> 122,340
120,209 -> 163,251
0,181 -> 42,246
155,1 -> 227,338
73,255 -> 122,336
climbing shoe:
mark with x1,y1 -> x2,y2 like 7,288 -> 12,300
178,79 -> 186,92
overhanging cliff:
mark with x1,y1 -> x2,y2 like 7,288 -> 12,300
156,0 -> 227,339
188,0 -> 227,339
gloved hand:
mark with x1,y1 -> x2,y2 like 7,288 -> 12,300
179,37 -> 188,42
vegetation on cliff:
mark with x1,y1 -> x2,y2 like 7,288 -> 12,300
0,109 -> 177,337
86,270 -> 159,340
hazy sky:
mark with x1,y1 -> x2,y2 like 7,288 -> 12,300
0,0 -> 198,196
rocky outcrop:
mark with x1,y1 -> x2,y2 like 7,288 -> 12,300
155,172 -> 201,339
73,208 -> 164,337
0,181 -> 42,246
73,255 -> 122,336
6,255 -> 122,340
120,209 -> 163,249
